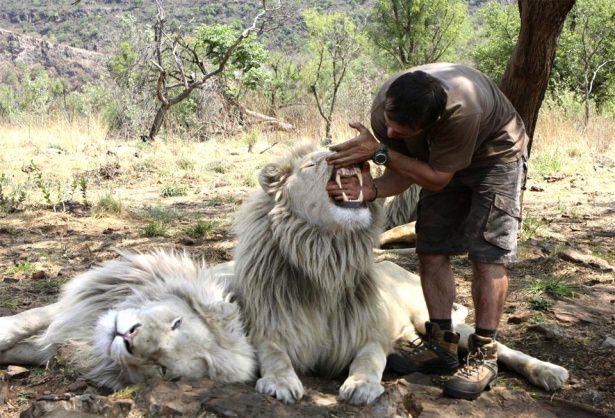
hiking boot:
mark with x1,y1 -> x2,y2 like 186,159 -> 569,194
443,334 -> 498,400
387,322 -> 460,375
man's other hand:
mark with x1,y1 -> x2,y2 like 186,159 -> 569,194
326,122 -> 381,168
326,162 -> 376,202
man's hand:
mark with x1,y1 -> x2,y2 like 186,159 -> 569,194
326,162 -> 376,202
326,122 -> 381,168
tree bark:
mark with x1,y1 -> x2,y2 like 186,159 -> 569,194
149,104 -> 170,140
499,0 -> 575,156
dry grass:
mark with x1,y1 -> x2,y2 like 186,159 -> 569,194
0,106 -> 612,215
531,108 -> 615,177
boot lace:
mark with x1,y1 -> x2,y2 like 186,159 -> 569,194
457,347 -> 486,378
395,335 -> 430,357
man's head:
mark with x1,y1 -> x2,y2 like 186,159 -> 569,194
384,70 -> 447,138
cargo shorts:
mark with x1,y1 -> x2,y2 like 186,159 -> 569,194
415,158 -> 526,264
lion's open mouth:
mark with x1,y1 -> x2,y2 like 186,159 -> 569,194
330,165 -> 367,209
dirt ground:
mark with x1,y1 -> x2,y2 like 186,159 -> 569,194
0,145 -> 613,416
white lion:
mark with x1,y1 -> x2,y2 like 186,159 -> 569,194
232,143 -> 568,405
0,251 -> 256,390
0,144 -> 568,405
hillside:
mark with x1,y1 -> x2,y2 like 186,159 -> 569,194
0,28 -> 107,87
0,0 -> 374,52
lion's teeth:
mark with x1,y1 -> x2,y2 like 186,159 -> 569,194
342,192 -> 349,202
358,190 -> 363,201
357,171 -> 363,186
335,172 -> 342,189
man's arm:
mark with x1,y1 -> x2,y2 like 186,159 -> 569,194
383,149 -> 454,192
327,122 -> 455,192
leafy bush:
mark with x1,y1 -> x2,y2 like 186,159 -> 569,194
160,184 -> 188,198
141,221 -> 168,237
185,220 -> 218,239
95,193 -> 123,215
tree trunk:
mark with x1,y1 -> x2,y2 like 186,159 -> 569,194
499,0 -> 575,156
324,120 -> 332,146
149,104 -> 170,140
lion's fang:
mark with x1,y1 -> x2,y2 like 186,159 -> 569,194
342,192 -> 349,202
335,172 -> 342,189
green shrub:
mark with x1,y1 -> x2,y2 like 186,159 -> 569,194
160,184 -> 188,198
527,275 -> 577,299
528,297 -> 552,312
185,220 -> 218,239
95,193 -> 123,214
141,221 -> 168,237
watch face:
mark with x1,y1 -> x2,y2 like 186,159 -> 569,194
374,152 -> 387,165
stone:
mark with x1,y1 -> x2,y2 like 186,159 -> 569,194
530,185 -> 544,192
2,276 -> 19,283
600,336 -> 615,349
68,379 -> 88,392
178,237 -> 197,246
7,365 -> 30,379
558,248 -> 614,272
31,270 -> 48,280
507,312 -> 532,324
20,394 -> 133,418
528,324 -> 567,340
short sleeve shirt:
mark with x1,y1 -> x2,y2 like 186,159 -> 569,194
370,63 -> 528,172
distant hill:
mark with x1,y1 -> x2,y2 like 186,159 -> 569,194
0,0 -> 375,53
0,28 -> 107,87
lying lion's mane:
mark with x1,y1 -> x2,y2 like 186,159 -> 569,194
37,251 -> 247,390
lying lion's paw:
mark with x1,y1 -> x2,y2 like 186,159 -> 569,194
338,376 -> 385,405
527,362 -> 569,391
256,375 -> 304,403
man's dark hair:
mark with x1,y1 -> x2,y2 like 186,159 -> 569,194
384,71 -> 447,130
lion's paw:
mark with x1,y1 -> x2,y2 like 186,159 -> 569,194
527,362 -> 569,391
338,376 -> 384,405
256,375 -> 304,403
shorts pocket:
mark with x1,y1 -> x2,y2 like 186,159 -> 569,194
483,194 -> 521,251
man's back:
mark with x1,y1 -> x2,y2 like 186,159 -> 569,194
371,63 -> 528,172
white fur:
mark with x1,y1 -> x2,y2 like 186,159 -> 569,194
0,251 -> 256,390
330,206 -> 372,230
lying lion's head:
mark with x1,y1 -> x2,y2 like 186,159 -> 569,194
50,252 -> 256,390
258,143 -> 377,232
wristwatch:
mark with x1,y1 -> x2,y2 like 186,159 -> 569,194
372,144 -> 389,165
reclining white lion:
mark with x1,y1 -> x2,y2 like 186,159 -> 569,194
0,144 -> 568,405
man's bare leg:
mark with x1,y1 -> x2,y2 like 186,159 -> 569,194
387,253 -> 459,375
419,254 -> 455,320
471,262 -> 508,331
442,262 -> 508,399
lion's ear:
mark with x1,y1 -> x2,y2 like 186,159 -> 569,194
258,162 -> 290,196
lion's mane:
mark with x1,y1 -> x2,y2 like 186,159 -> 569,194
232,144 -> 389,376
382,184 -> 421,230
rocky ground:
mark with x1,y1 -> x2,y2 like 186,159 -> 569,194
0,147 -> 614,417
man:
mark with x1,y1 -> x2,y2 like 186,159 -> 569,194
326,63 -> 528,400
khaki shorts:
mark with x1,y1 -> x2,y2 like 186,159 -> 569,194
415,158 -> 526,264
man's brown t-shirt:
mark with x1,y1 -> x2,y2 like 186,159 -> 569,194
371,63 -> 528,172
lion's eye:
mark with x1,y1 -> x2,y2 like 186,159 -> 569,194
171,317 -> 182,330
301,163 -> 316,170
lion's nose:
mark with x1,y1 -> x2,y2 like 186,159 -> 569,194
121,323 -> 141,354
